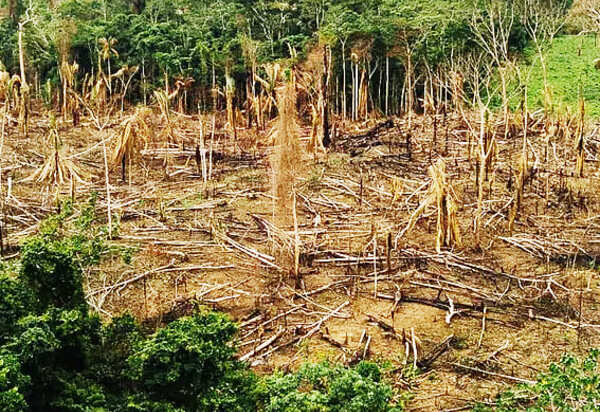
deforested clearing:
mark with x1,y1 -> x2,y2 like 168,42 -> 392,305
3,1 -> 600,411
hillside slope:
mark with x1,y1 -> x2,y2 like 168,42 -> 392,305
519,34 -> 600,118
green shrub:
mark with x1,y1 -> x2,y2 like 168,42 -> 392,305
90,314 -> 143,391
66,194 -> 117,268
120,394 -> 184,412
3,308 -> 101,410
262,361 -> 403,412
127,311 -> 258,411
19,237 -> 86,310
476,349 -> 600,411
0,19 -> 18,72
0,386 -> 28,412
49,374 -> 107,412
17,196 -> 116,311
0,276 -> 36,344
0,352 -> 30,412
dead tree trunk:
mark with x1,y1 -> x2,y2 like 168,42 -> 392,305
322,45 -> 331,148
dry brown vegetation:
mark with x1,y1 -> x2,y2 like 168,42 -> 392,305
3,64 -> 600,410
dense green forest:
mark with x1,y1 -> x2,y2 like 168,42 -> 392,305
0,0 -> 572,118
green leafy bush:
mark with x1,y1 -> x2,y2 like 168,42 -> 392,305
127,311 -> 258,411
0,19 -> 17,72
19,237 -> 86,310
121,394 -> 185,412
262,361 -> 403,412
37,195 -> 114,269
3,308 -> 101,410
18,195 -> 118,311
0,352 -> 30,412
49,374 -> 107,412
476,349 -> 600,411
0,276 -> 36,344
90,314 -> 143,392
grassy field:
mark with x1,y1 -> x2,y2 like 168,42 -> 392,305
516,34 -> 600,118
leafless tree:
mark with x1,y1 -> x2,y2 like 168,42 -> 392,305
522,0 -> 570,115
470,0 -> 515,139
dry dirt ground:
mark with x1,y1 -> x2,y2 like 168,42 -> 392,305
3,103 -> 600,410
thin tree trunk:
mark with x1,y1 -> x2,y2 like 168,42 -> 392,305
378,58 -> 383,112
385,55 -> 389,116
8,0 -> 17,23
18,25 -> 26,85
142,59 -> 147,106
351,61 -> 355,122
212,59 -> 217,111
18,22 -> 29,136
342,40 -> 347,122
406,51 -> 413,129
321,45 -> 331,147
102,134 -> 112,238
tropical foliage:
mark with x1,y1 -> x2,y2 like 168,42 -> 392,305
476,350 -> 600,411
0,0 -> 565,114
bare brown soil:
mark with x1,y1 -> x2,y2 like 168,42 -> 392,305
3,104 -> 600,410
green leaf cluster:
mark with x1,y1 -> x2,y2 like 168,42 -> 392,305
476,349 -> 600,411
262,361 -> 404,412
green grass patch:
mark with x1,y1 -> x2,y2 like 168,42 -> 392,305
515,35 -> 600,118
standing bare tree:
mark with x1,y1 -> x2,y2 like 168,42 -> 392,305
17,8 -> 34,136
522,0 -> 569,116
320,45 -> 331,147
470,0 -> 515,139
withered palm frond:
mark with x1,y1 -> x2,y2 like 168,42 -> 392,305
26,150 -> 87,185
174,76 -> 194,90
112,107 -> 151,165
0,70 -> 8,101
112,65 -> 139,80
91,75 -> 108,106
153,90 -> 170,122
26,125 -> 87,185
111,66 -> 127,79
254,72 -> 270,90
59,61 -> 80,119
98,37 -> 118,61
398,159 -> 461,252
7,74 -> 21,101
260,63 -> 282,91
59,61 -> 78,85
